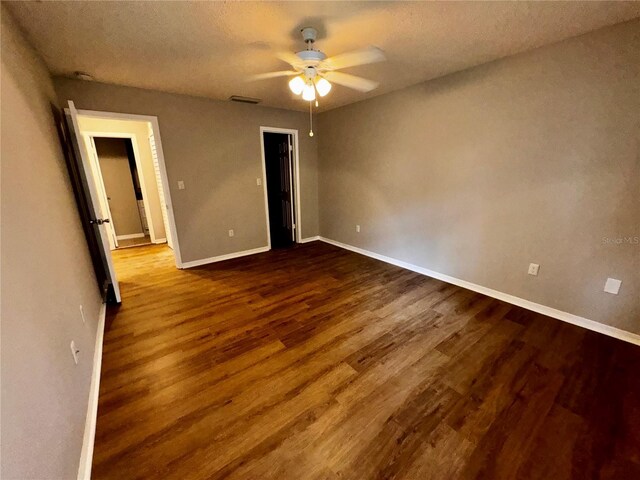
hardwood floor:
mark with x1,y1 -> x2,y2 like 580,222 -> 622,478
93,242 -> 640,479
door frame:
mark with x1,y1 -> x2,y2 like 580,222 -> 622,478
81,131 -> 156,244
259,126 -> 302,247
76,109 -> 183,268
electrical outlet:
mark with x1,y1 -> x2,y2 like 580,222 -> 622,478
79,305 -> 85,324
356,225 -> 361,233
256,178 -> 262,186
177,180 -> 185,190
528,263 -> 539,276
228,229 -> 234,237
604,278 -> 621,295
70,341 -> 80,365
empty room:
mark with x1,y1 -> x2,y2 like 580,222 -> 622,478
1,1 -> 639,479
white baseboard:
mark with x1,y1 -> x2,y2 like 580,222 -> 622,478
319,237 -> 640,346
181,246 -> 270,269
153,237 -> 167,244
116,233 -> 145,240
77,303 -> 107,480
299,236 -> 320,243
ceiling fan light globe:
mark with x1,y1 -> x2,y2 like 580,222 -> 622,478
289,76 -> 305,95
315,78 -> 332,97
302,83 -> 316,101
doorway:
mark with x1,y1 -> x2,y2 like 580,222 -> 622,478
88,137 -> 151,249
77,114 -> 178,256
260,127 -> 301,248
63,101 -> 182,304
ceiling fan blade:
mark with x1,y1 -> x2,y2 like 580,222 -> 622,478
276,51 -> 304,68
322,46 -> 386,71
249,70 -> 299,81
323,71 -> 379,92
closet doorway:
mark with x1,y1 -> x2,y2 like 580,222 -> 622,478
85,136 -> 151,249
260,126 -> 302,248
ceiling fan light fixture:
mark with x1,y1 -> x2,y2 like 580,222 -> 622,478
252,25 -> 385,108
302,82 -> 316,101
315,77 -> 332,97
289,75 -> 305,95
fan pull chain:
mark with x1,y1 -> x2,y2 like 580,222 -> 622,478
309,100 -> 314,137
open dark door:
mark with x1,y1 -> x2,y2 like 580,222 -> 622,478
55,101 -> 121,303
263,132 -> 295,248
52,105 -> 111,300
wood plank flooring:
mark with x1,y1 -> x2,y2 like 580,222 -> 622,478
93,241 -> 640,479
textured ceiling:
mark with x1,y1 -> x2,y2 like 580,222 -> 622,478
6,1 -> 640,112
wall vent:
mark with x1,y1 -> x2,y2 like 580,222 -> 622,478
229,95 -> 261,104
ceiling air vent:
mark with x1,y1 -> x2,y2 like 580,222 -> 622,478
229,95 -> 261,105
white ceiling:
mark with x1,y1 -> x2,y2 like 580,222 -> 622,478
6,1 -> 640,112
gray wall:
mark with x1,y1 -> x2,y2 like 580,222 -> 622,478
54,79 -> 320,263
1,7 -> 103,479
317,20 -> 640,334
94,138 -> 144,237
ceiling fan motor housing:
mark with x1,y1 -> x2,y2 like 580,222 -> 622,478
297,49 -> 326,66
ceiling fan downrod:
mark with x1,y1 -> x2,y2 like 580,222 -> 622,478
301,27 -> 317,50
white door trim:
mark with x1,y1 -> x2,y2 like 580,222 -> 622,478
76,109 -> 183,268
147,125 -> 174,250
259,126 -> 302,246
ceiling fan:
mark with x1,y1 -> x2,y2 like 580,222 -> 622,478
251,27 -> 386,102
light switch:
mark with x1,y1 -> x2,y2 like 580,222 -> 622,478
256,178 -> 262,186
604,278 -> 621,295
356,225 -> 361,233
178,180 -> 185,190
528,263 -> 539,276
